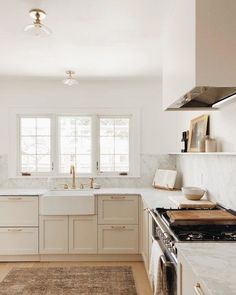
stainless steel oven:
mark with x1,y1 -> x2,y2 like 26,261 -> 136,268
148,209 -> 177,295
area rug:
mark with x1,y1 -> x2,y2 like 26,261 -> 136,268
0,266 -> 137,295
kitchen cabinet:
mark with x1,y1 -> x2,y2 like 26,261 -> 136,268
178,252 -> 209,295
98,195 -> 139,225
40,215 -> 98,254
0,196 -> 38,226
39,216 -> 68,254
98,225 -> 139,254
69,215 -> 97,254
97,195 -> 139,254
141,200 -> 153,284
0,228 -> 38,255
163,0 -> 236,110
141,204 -> 149,272
0,196 -> 39,257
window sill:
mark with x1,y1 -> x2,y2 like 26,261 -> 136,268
8,174 -> 141,179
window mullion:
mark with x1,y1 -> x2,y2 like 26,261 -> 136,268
92,115 -> 99,176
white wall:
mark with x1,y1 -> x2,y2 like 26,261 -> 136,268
0,77 -> 180,155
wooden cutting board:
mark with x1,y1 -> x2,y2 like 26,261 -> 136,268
167,210 -> 236,223
169,195 -> 216,209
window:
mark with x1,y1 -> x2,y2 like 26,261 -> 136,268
19,117 -> 51,173
99,117 -> 129,173
59,116 -> 92,173
14,111 -> 139,177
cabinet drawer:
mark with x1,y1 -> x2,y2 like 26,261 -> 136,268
98,225 -> 139,254
0,196 -> 38,226
98,195 -> 139,225
0,228 -> 38,255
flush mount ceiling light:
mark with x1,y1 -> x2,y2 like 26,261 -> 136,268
63,71 -> 78,86
24,9 -> 52,36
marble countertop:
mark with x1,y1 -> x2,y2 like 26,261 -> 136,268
177,243 -> 236,295
0,187 -> 182,209
0,188 -> 47,196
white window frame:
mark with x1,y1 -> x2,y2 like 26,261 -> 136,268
97,115 -> 132,176
9,108 -> 140,178
17,114 -> 54,176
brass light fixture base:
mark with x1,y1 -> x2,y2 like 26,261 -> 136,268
29,9 -> 47,20
66,70 -> 76,76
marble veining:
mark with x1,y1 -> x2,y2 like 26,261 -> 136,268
176,155 -> 236,210
177,243 -> 236,295
0,154 -> 177,189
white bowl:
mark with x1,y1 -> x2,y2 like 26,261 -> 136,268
182,187 -> 206,200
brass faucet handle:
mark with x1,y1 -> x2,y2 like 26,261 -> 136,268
64,184 -> 69,189
89,177 -> 94,188
80,183 -> 84,189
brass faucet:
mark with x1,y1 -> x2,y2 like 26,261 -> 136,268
70,165 -> 76,189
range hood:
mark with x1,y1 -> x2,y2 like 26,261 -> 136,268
162,0 -> 236,111
168,87 -> 236,110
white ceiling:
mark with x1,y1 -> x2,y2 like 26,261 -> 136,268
0,0 -> 169,79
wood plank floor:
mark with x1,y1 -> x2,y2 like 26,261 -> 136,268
0,261 -> 152,295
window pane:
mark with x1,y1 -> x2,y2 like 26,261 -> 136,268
60,117 -> 76,136
21,155 -> 36,172
37,155 -> 51,172
59,116 -> 92,173
100,119 -> 114,136
20,117 -> 51,173
100,155 -> 114,172
99,117 -> 130,173
115,137 -> 129,154
76,118 -> 91,136
37,118 -> 51,136
21,118 -> 36,136
77,137 -> 91,154
37,137 -> 50,154
60,137 -> 76,154
115,119 -> 129,137
100,137 -> 114,154
21,137 -> 36,155
115,155 -> 129,172
60,155 -> 76,173
76,155 -> 91,173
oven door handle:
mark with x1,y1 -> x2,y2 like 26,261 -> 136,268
160,254 -> 173,268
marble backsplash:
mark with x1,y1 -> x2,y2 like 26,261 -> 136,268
176,155 -> 236,210
0,154 -> 177,189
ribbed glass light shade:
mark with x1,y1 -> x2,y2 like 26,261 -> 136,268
24,23 -> 52,37
63,78 -> 79,86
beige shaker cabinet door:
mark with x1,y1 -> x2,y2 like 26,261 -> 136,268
0,228 -> 38,255
178,252 -> 209,295
0,196 -> 38,226
69,215 -> 97,254
98,195 -> 139,225
98,225 -> 139,254
39,216 -> 68,254
141,204 -> 149,272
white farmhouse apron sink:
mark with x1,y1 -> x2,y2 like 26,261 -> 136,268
39,190 -> 95,215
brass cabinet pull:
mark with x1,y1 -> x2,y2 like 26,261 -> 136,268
8,197 -> 23,200
111,226 -> 126,230
8,229 -> 23,232
194,283 -> 204,295
110,196 -> 126,200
